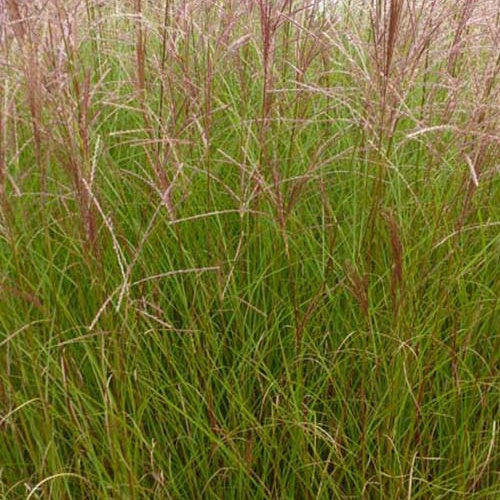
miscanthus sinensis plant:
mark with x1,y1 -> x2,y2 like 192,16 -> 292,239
0,0 -> 498,498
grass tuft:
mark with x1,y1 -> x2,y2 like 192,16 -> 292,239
0,1 -> 499,498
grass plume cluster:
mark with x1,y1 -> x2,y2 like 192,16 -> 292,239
0,0 -> 499,498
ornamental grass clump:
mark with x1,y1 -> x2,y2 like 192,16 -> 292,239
0,1 -> 498,498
